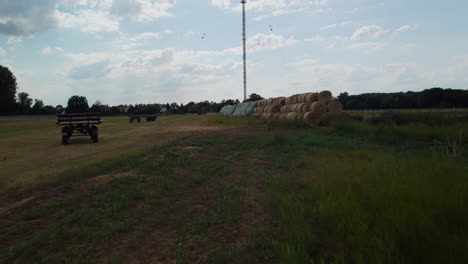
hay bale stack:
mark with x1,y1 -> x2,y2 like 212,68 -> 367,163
251,90 -> 343,126
309,101 -> 327,115
285,112 -> 300,120
306,92 -> 319,103
318,90 -> 333,103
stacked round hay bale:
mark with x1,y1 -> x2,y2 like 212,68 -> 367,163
252,97 -> 285,118
255,91 -> 344,126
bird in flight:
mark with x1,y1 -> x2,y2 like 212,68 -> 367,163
269,25 -> 273,31
201,33 -> 206,39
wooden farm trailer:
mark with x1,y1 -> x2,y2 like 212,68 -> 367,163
56,113 -> 103,144
129,114 -> 158,123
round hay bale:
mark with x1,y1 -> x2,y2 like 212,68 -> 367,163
285,112 -> 300,120
320,112 -> 342,126
309,101 -> 327,115
285,96 -> 293,105
318,90 -> 333,103
271,104 -> 281,113
295,94 -> 303,103
304,93 -> 317,103
303,112 -> 322,127
292,94 -> 301,104
292,104 -> 298,113
311,92 -> 319,102
299,103 -> 306,113
278,97 -> 286,106
327,101 -> 343,114
296,113 -> 305,121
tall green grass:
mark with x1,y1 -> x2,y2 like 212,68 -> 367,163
332,119 -> 468,145
264,132 -> 468,263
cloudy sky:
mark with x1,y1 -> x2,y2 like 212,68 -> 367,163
0,0 -> 467,106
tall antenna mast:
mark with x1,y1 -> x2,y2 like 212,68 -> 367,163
241,0 -> 247,101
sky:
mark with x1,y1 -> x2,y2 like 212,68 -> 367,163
0,0 -> 467,106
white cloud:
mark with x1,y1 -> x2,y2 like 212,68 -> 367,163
211,0 -> 231,9
129,32 -> 161,42
394,24 -> 419,35
224,33 -> 299,54
7,36 -> 23,44
62,47 -> 244,103
287,60 -> 428,95
57,9 -> 120,33
320,23 -> 337,30
42,47 -> 53,55
320,21 -> 352,31
41,46 -> 64,55
351,25 -> 388,40
56,0 -> 176,33
0,0 -> 59,36
69,60 -> 112,79
348,42 -> 386,52
213,0 -> 329,20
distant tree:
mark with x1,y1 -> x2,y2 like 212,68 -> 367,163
244,93 -> 264,102
110,106 -> 122,114
0,65 -> 18,114
16,92 -> 33,114
66,95 -> 89,113
42,105 -> 57,115
31,99 -> 44,114
56,105 -> 64,114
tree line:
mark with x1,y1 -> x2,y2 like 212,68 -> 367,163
337,88 -> 468,110
2,65 -> 468,115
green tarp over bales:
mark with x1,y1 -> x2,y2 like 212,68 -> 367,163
219,102 -> 257,116
219,104 -> 237,116
232,101 -> 256,116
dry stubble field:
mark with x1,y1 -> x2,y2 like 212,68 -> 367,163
0,115 -> 226,194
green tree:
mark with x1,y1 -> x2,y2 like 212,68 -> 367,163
16,92 -> 33,114
32,99 -> 44,114
244,93 -> 264,102
0,65 -> 18,114
66,95 -> 89,113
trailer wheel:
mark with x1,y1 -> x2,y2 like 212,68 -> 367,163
61,126 -> 70,145
91,125 -> 98,143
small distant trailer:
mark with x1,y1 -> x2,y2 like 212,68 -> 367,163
56,113 -> 103,144
129,114 -> 158,123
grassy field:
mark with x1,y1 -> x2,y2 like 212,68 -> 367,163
0,115 -> 228,194
1,114 -> 467,263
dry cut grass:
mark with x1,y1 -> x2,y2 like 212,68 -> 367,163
0,115 -> 230,194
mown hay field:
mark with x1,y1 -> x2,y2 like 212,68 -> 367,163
1,114 -> 468,263
0,115 -> 228,194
